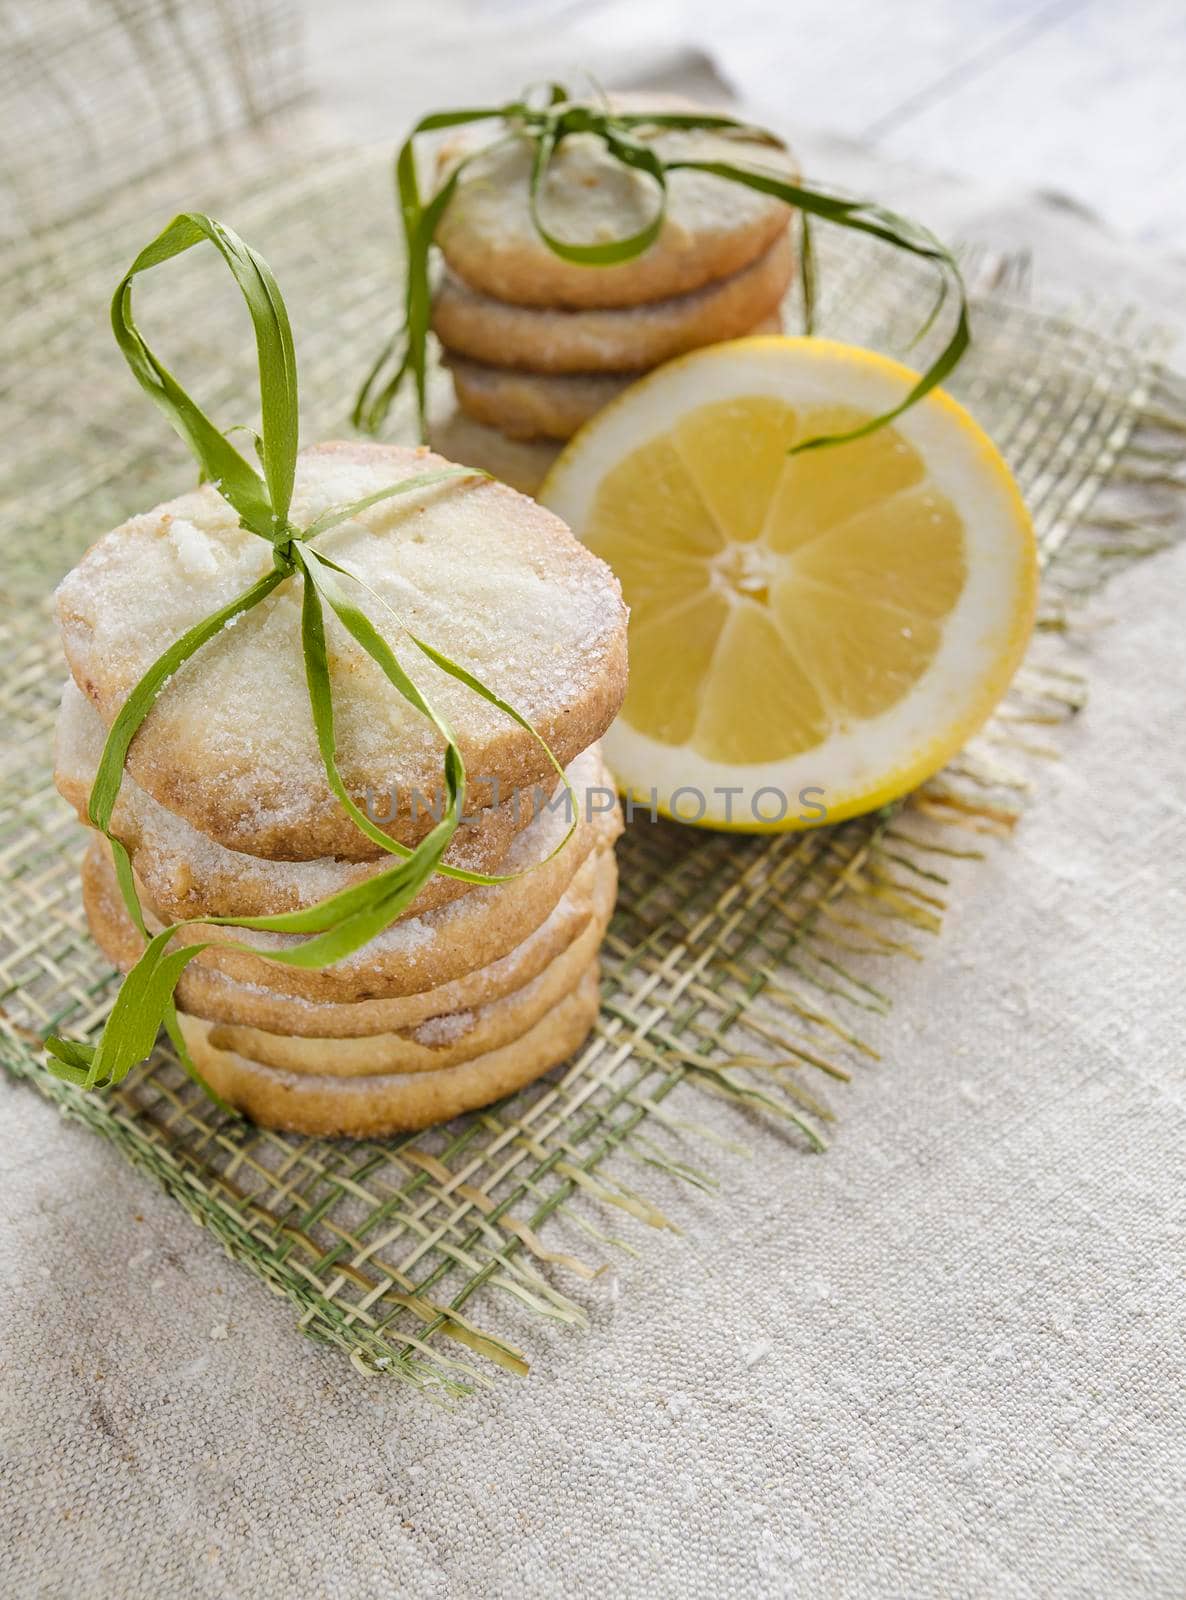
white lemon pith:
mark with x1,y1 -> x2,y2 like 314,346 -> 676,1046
540,337 -> 1038,831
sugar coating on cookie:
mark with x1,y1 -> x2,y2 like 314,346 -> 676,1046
83,831 -> 615,1037
175,967 -> 602,1136
449,361 -> 635,442
112,753 -> 622,1003
55,679 -> 562,922
432,230 -> 794,373
202,871 -> 613,1076
56,441 -> 627,862
448,313 -> 784,442
435,97 -> 796,309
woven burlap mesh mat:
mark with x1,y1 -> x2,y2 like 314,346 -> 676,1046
2,72 -> 1184,1390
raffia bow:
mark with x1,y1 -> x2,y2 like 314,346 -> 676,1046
47,214 -> 573,1099
353,85 -> 970,446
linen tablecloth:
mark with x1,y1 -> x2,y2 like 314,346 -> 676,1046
2,9 -> 1184,1596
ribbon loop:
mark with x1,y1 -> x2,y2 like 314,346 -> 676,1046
51,217 -> 576,1099
111,213 -> 299,538
354,87 -> 970,446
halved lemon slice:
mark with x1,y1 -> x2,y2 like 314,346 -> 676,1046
541,337 -> 1037,830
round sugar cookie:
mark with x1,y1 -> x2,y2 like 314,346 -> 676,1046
85,782 -> 623,1003
83,832 -> 615,1037
56,441 -> 627,862
448,314 -> 783,441
432,230 -> 793,374
138,778 -> 621,1002
450,363 -> 633,443
55,680 -> 570,922
176,967 -> 601,1135
206,905 -> 608,1075
435,95 -> 796,309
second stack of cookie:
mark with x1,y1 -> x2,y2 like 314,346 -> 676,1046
431,98 -> 797,442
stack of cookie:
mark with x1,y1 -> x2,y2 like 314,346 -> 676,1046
431,98 -> 797,442
54,442 -> 628,1136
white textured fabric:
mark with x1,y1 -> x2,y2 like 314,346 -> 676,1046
4,32 -> 1186,1600
5,490 -> 1185,1600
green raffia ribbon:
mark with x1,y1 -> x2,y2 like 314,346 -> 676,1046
45,214 -> 575,1101
352,87 -> 970,448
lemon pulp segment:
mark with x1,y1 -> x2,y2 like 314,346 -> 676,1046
584,398 -> 966,764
